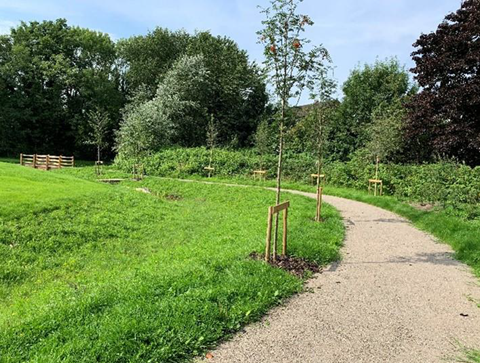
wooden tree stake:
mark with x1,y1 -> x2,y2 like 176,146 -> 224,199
265,201 -> 289,262
315,187 -> 323,222
282,207 -> 288,256
265,206 -> 273,262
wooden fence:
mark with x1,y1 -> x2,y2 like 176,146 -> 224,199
20,154 -> 74,170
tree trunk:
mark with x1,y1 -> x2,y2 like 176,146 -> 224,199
315,148 -> 323,222
272,98 -> 286,261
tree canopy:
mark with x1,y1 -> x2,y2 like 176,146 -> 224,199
329,58 -> 416,161
406,0 -> 480,165
116,54 -> 210,160
0,20 -> 268,158
0,19 -> 124,158
119,29 -> 268,147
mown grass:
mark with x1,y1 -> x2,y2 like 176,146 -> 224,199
56,165 -> 480,277
0,162 -> 344,362
93,169 -> 479,279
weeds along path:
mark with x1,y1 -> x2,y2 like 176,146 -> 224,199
197,186 -> 480,363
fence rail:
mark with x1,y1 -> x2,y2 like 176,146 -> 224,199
20,154 -> 74,170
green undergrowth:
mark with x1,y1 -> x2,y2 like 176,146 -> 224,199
115,147 -> 480,220
0,162 -> 344,362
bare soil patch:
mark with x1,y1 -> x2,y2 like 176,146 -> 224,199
249,252 -> 321,277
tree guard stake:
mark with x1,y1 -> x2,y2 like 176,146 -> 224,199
265,201 -> 290,262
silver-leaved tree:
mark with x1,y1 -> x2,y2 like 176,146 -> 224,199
258,0 -> 332,259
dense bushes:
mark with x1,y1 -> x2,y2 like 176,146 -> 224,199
117,148 -> 480,219
325,158 -> 480,219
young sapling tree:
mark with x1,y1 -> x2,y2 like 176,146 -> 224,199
307,102 -> 335,221
254,119 -> 271,175
308,71 -> 336,221
206,114 -> 218,177
258,0 -> 332,260
86,109 -> 110,175
365,101 -> 405,194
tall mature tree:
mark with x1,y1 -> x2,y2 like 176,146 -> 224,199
406,0 -> 480,166
0,35 -> 23,155
258,0 -> 332,259
119,29 -> 268,146
331,58 -> 416,161
116,55 -> 209,160
117,28 -> 190,98
0,19 -> 123,157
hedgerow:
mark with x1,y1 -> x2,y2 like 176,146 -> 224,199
116,147 -> 480,219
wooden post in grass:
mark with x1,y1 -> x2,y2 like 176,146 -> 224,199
33,154 -> 37,169
254,170 -> 267,181
204,166 -> 215,178
265,201 -> 289,261
20,153 -> 23,166
368,179 -> 383,196
95,161 -> 104,176
311,173 -> 325,222
46,154 -> 50,170
282,207 -> 288,256
368,156 -> 383,196
265,206 -> 273,261
310,173 -> 325,185
315,187 -> 323,222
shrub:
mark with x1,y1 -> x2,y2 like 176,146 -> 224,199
116,147 -> 480,219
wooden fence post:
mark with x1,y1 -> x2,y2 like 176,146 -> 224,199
316,187 -> 323,222
265,206 -> 273,262
33,154 -> 37,169
282,208 -> 288,256
20,153 -> 23,165
46,155 -> 50,170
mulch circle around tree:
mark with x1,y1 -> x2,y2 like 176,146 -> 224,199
249,252 -> 321,278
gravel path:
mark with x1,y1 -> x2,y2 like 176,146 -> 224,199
200,190 -> 480,363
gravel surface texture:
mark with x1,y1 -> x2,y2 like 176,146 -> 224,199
198,190 -> 480,363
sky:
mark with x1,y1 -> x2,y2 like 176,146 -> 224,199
0,0 -> 461,101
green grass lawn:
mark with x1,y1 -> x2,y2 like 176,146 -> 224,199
0,157 -> 18,164
0,162 -> 344,362
136,172 -> 480,279
55,165 -> 480,278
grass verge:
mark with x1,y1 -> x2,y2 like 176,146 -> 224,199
0,162 -> 344,362
55,166 -> 480,277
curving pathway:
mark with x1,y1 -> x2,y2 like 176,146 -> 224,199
200,189 -> 480,363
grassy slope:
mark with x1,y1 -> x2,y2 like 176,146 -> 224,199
0,163 -> 344,362
55,166 -> 480,277
113,171 -> 479,279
